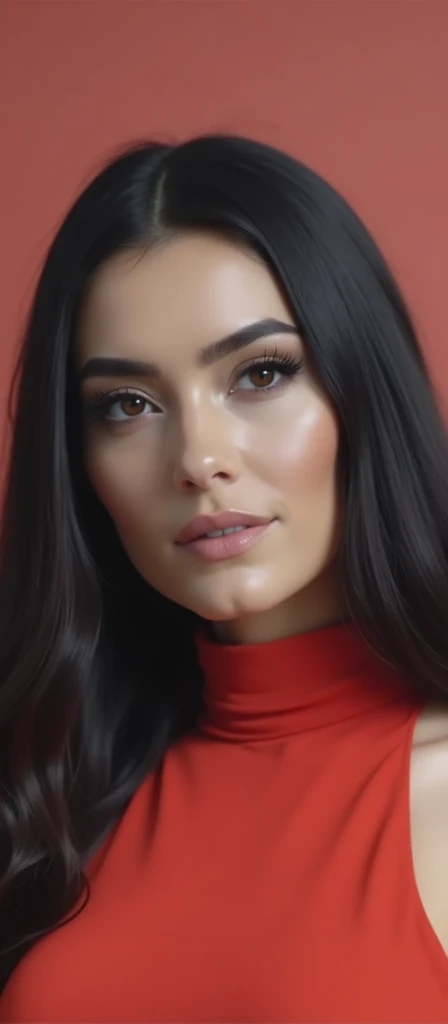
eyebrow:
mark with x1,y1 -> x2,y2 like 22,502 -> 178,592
77,317 -> 299,384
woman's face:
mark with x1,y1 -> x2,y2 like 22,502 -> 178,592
75,231 -> 343,644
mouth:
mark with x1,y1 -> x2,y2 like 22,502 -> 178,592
175,516 -> 276,563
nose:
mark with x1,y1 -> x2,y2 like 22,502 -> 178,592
171,401 -> 241,493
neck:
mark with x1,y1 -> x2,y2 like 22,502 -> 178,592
195,616 -> 418,743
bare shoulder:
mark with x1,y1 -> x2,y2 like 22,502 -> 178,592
410,702 -> 448,956
411,701 -> 448,828
413,701 -> 448,749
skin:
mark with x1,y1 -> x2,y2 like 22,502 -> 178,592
75,231 -> 344,647
410,709 -> 448,956
75,230 -> 448,955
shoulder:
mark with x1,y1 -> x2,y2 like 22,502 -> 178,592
413,701 -> 448,749
410,702 -> 448,955
411,702 -> 448,828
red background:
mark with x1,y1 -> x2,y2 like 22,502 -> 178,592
1,0 -> 447,466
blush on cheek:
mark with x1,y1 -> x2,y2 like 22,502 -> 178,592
259,405 -> 339,492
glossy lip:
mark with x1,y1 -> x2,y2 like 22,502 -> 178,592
175,510 -> 274,545
180,523 -> 273,562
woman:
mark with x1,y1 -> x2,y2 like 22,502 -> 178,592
0,132 -> 448,1022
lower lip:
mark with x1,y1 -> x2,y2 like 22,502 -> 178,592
178,522 -> 274,562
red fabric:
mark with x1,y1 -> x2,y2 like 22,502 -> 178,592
2,621 -> 448,1022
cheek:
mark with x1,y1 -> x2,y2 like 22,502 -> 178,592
251,400 -> 339,499
85,435 -> 160,531
84,397 -> 339,530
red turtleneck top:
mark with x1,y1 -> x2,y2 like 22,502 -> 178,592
1,621 -> 448,1022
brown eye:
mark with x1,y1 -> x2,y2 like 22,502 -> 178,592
95,391 -> 156,422
235,354 -> 304,394
248,367 -> 276,388
237,364 -> 281,391
119,396 -> 147,417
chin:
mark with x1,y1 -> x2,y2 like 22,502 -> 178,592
186,579 -> 285,624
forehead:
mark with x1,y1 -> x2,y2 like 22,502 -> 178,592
75,231 -> 294,363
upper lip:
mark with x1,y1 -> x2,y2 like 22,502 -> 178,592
175,511 -> 273,544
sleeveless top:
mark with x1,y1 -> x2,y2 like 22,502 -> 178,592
1,621 -> 448,1022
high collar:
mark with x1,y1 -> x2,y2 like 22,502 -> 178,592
194,621 -> 418,742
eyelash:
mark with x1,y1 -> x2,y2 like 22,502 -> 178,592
84,350 -> 304,425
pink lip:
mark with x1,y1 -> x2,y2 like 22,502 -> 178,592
175,510 -> 273,545
178,522 -> 274,562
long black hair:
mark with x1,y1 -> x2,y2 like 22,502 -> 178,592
1,133 -> 448,990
